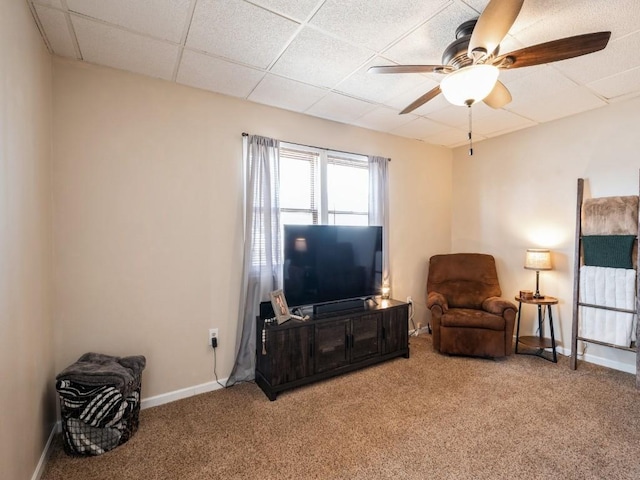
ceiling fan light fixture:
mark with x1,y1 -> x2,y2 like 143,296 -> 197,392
440,64 -> 499,106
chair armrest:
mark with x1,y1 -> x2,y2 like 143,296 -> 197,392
427,292 -> 448,313
482,296 -> 517,316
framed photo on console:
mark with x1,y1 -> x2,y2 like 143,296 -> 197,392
270,289 -> 291,325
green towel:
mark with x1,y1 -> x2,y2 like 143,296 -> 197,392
582,235 -> 635,269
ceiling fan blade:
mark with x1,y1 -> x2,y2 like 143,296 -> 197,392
483,81 -> 512,109
468,0 -> 524,59
400,85 -> 442,114
368,65 -> 448,74
494,31 -> 611,69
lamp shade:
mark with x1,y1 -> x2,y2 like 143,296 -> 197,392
524,249 -> 552,271
440,64 -> 499,106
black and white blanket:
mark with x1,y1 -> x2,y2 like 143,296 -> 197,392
56,353 -> 145,455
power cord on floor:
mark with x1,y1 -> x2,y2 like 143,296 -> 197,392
211,339 -> 226,389
408,300 -> 420,337
535,306 -> 547,336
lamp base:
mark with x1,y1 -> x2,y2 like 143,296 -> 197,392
533,271 -> 543,299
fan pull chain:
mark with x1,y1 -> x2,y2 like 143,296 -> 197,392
467,103 -> 473,156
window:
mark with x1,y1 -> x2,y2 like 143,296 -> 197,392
280,143 -> 369,227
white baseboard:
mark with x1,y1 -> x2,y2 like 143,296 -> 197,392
555,345 -> 636,374
140,377 -> 228,410
31,423 -> 57,480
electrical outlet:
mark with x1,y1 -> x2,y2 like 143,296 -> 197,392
208,328 -> 218,347
407,296 -> 412,304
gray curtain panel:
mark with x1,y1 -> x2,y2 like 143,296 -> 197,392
368,155 -> 390,290
228,135 -> 281,385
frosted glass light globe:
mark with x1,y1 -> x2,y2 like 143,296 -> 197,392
440,65 -> 499,106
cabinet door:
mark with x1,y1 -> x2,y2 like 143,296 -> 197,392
287,326 -> 313,382
315,319 -> 350,373
350,313 -> 381,362
269,326 -> 313,386
382,305 -> 409,355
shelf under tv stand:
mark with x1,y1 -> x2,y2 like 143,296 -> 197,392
255,298 -> 409,401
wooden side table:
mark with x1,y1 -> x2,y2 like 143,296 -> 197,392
514,295 -> 558,363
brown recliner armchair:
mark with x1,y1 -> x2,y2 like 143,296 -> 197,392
427,253 -> 517,358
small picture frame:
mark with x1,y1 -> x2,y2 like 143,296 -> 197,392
270,289 -> 291,325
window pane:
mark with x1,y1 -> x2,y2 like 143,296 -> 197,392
329,213 -> 369,226
280,157 -> 312,210
327,163 -> 368,213
281,211 -> 314,226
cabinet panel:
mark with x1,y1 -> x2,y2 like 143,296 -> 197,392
315,319 -> 350,373
382,305 -> 409,355
269,329 -> 290,386
351,313 -> 381,362
288,326 -> 313,382
269,326 -> 312,386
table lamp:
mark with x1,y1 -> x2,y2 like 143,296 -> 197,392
381,283 -> 390,300
524,249 -> 552,298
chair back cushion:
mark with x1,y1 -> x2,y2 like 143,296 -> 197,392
427,253 -> 502,309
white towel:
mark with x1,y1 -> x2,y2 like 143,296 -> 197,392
579,266 -> 636,347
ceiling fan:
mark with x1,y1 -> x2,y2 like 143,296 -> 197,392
369,0 -> 611,114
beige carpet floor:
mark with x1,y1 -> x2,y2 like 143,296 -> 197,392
42,335 -> 640,479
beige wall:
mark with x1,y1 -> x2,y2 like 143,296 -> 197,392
52,58 -> 452,399
0,1 -> 54,479
452,97 -> 640,372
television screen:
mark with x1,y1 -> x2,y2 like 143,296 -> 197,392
283,225 -> 383,307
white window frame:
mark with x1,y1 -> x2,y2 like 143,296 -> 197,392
280,142 -> 369,225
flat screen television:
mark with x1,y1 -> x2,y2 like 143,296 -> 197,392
283,224 -> 383,307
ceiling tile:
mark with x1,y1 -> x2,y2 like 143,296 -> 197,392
459,106 -> 537,136
249,0 -> 323,22
383,81 -> 445,114
452,0 -> 486,15
551,31 -> 640,85
333,57 -> 436,104
33,5 -> 77,58
187,0 -> 300,69
506,0 -> 573,35
513,0 -> 640,45
270,27 -> 374,88
72,16 -> 179,80
177,50 -> 265,98
66,0 -> 191,43
383,1 -> 479,66
353,106 -> 417,132
248,74 -> 328,112
305,93 -> 376,123
588,67 -> 640,101
507,86 -> 607,123
390,116 -> 452,141
422,104 -> 467,127
422,126 -> 483,148
309,0 -> 450,52
501,65 -> 578,110
32,0 -> 65,8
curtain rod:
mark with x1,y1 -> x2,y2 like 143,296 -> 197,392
242,132 -> 391,161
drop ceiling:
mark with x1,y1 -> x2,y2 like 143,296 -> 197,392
28,0 -> 640,148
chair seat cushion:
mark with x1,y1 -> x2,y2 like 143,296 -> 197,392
441,308 -> 505,331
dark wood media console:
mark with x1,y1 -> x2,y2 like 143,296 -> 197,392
255,299 -> 410,400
